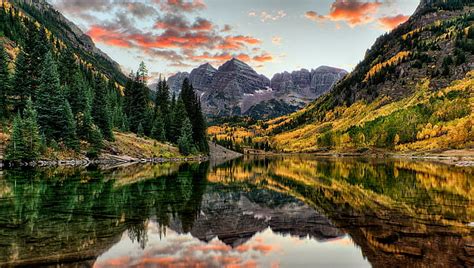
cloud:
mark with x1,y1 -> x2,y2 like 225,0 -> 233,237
305,0 -> 383,27
154,14 -> 214,32
305,11 -> 326,22
123,2 -> 158,18
271,36 -> 282,45
221,24 -> 232,32
249,10 -> 287,22
253,53 -> 273,62
157,0 -> 206,13
378,14 -> 409,30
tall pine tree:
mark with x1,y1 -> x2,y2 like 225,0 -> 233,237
35,52 -> 68,141
6,98 -> 40,161
0,46 -> 10,121
92,75 -> 114,141
180,78 -> 208,153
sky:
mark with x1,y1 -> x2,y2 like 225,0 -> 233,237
47,0 -> 420,80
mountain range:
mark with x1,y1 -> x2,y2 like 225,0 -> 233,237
167,59 -> 347,119
211,0 -> 473,153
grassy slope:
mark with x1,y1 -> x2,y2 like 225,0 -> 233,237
0,131 -> 182,161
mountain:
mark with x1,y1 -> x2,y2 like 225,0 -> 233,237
6,0 -> 127,84
262,0 -> 474,152
167,59 -> 346,119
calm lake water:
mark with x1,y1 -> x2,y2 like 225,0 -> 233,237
0,156 -> 473,267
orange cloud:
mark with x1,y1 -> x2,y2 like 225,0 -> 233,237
86,25 -> 132,48
253,53 -> 273,62
328,0 -> 381,26
305,0 -> 383,27
378,14 -> 409,30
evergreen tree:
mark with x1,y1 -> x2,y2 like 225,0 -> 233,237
63,100 -> 79,151
21,98 -> 41,160
5,114 -> 26,161
86,124 -> 104,159
180,78 -> 208,153
177,117 -> 195,156
92,75 -> 114,140
151,111 -> 166,142
137,122 -> 144,137
66,70 -> 89,116
169,97 -> 187,143
155,78 -> 171,140
6,99 -> 40,162
35,52 -> 68,141
0,46 -> 10,120
12,50 -> 31,113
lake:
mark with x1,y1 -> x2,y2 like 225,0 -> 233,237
0,156 -> 473,267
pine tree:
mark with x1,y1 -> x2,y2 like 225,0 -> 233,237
178,117 -> 195,156
35,52 -> 68,141
12,50 -> 31,113
180,78 -> 208,153
63,100 -> 79,151
151,111 -> 166,142
21,98 -> 41,159
86,124 -> 104,159
169,97 -> 187,143
66,70 -> 89,116
137,122 -> 144,137
155,78 -> 171,140
92,75 -> 114,141
6,99 -> 40,162
0,46 -> 10,120
5,114 -> 26,161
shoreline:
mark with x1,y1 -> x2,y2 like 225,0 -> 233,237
2,149 -> 473,169
0,154 -> 210,169
241,149 -> 474,167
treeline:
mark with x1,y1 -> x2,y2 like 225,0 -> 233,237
124,70 -> 208,156
0,3 -> 208,161
212,135 -> 272,153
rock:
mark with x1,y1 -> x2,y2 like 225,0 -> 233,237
164,58 -> 346,119
167,72 -> 189,96
189,63 -> 217,92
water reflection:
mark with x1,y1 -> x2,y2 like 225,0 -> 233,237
0,156 -> 472,267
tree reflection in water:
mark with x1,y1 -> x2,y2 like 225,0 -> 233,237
0,156 -> 472,267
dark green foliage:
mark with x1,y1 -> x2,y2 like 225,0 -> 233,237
123,68 -> 148,133
441,55 -> 453,76
154,78 -> 171,139
180,78 -> 208,153
169,98 -> 187,144
151,112 -> 166,142
92,75 -> 114,141
178,117 -> 195,156
0,46 -> 9,120
6,99 -> 40,161
35,52 -> 68,141
137,122 -> 144,137
86,125 -> 104,159
62,101 -> 79,151
12,50 -> 31,113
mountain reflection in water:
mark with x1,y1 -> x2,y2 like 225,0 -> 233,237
0,156 -> 472,267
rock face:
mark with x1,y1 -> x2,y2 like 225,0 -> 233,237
189,63 -> 217,92
271,66 -> 347,99
167,72 -> 189,96
166,58 -> 346,119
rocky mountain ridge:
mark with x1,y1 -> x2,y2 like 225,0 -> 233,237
166,58 -> 346,119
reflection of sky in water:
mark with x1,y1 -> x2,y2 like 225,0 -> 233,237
94,220 -> 369,267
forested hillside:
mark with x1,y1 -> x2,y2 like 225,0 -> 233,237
210,0 -> 473,153
0,0 -> 208,162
